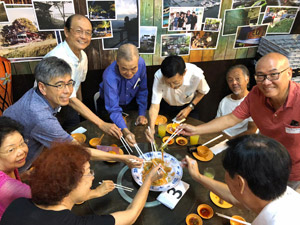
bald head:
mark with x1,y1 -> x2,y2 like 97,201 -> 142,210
256,52 -> 290,71
117,43 -> 139,62
65,14 -> 92,31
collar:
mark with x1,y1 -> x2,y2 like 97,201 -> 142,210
63,41 -> 82,63
35,87 -> 61,114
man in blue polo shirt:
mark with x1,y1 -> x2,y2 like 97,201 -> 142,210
97,43 -> 148,146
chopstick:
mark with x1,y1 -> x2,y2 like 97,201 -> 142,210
120,136 -> 133,154
202,134 -> 223,146
99,181 -> 133,192
215,213 -> 251,225
161,128 -> 183,149
134,143 -> 150,161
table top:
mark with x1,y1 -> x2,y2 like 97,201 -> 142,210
70,114 -> 256,225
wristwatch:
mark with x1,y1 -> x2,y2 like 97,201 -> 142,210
189,103 -> 195,110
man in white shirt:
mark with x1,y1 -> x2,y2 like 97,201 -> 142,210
145,56 -> 210,142
182,134 -> 300,225
45,14 -> 121,138
216,65 -> 257,137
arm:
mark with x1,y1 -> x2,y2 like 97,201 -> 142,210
68,97 -> 122,139
233,121 -> 257,138
85,180 -> 115,200
145,103 -> 160,142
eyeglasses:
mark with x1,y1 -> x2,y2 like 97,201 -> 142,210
70,28 -> 92,37
0,139 -> 28,154
254,67 -> 290,82
83,169 -> 95,177
42,80 -> 75,90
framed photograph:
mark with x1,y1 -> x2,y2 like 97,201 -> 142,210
32,0 -> 75,31
139,26 -> 157,54
0,7 -> 57,60
0,1 -> 9,23
262,6 -> 299,34
203,18 -> 222,32
234,24 -> 268,48
232,0 -> 300,12
223,7 -> 260,36
190,31 -> 219,50
102,0 -> 139,50
91,20 -> 113,39
168,7 -> 203,31
4,0 -> 32,4
161,33 -> 191,57
87,0 -> 116,21
162,0 -> 221,28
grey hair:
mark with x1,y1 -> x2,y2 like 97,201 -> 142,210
116,43 -> 139,62
226,64 -> 250,79
35,57 -> 72,83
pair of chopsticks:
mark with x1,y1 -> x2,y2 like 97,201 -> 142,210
202,134 -> 223,146
216,212 -> 251,225
120,136 -> 133,155
148,126 -> 158,154
99,181 -> 133,192
161,127 -> 183,149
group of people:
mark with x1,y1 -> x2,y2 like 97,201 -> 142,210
1,13 -> 300,224
170,10 -> 198,31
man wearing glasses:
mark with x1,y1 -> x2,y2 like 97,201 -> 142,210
180,52 -> 300,192
45,14 -> 121,139
3,57 -> 142,172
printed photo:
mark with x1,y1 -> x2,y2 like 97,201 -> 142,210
262,6 -> 298,34
87,0 -> 116,21
0,7 -> 57,60
91,20 -> 113,39
103,0 -> 139,50
232,0 -> 300,12
203,18 -> 221,32
32,0 -> 75,31
161,33 -> 191,57
139,26 -> 157,54
234,24 -> 268,48
190,31 -> 219,50
168,7 -> 203,31
163,0 -> 221,28
223,7 -> 260,36
4,0 -> 32,4
0,2 -> 9,23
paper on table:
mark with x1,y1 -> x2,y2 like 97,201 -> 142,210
157,180 -> 189,210
71,127 -> 87,134
172,117 -> 186,124
210,139 -> 228,155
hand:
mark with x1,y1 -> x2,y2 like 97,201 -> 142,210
124,131 -> 136,147
145,127 -> 155,143
123,155 -> 143,168
144,163 -> 164,183
95,180 -> 115,197
179,123 -> 198,136
176,107 -> 191,121
181,155 -> 200,181
100,122 -> 122,139
135,115 -> 148,126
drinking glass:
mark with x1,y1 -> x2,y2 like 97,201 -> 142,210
203,167 -> 215,179
190,135 -> 200,145
158,123 -> 167,138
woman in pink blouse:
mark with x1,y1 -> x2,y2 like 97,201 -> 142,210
0,117 -> 31,220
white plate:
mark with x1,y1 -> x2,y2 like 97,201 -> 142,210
131,152 -> 183,192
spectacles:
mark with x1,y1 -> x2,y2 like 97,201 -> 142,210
70,28 -> 92,37
42,80 -> 75,90
83,169 -> 95,177
254,67 -> 290,82
0,139 -> 28,154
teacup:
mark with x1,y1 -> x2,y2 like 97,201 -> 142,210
197,146 -> 210,158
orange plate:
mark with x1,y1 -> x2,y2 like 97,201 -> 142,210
209,191 -> 233,209
192,148 -> 214,162
107,148 -> 124,163
230,215 -> 246,225
89,137 -> 102,148
176,137 -> 188,146
155,115 -> 168,125
197,204 -> 214,219
162,136 -> 174,145
166,123 -> 179,134
186,213 -> 203,225
71,133 -> 86,144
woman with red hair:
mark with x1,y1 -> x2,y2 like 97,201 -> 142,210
1,142 -> 162,225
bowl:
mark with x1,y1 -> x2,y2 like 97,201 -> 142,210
71,133 -> 86,144
186,213 -> 203,225
197,146 -> 210,158
230,215 -> 246,225
162,136 -> 174,145
166,123 -> 179,134
89,137 -> 102,148
176,137 -> 188,146
197,204 -> 214,219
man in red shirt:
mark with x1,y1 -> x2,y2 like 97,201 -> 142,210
180,52 -> 300,192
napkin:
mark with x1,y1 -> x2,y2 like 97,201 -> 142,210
210,139 -> 228,155
71,127 -> 87,134
157,180 -> 190,210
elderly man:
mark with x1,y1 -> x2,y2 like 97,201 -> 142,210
45,14 -> 121,138
180,52 -> 300,191
97,43 -> 148,146
3,57 -> 142,172
145,55 -> 209,142
216,65 -> 257,137
182,135 -> 300,224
